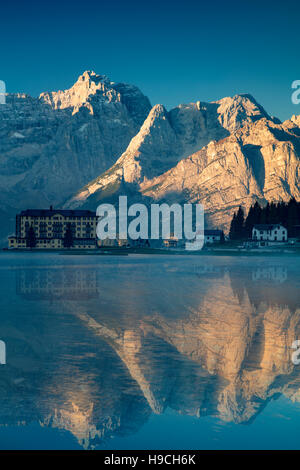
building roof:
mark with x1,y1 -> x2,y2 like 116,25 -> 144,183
253,224 -> 286,230
204,230 -> 223,236
19,209 -> 96,217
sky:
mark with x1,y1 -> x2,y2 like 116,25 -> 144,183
0,0 -> 299,120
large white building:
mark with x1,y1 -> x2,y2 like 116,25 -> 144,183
252,224 -> 287,242
8,207 -> 97,249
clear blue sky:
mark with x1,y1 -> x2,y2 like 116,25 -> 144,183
1,0 -> 299,120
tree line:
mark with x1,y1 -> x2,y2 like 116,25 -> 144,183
229,198 -> 300,240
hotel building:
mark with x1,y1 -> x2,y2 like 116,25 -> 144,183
8,207 -> 97,249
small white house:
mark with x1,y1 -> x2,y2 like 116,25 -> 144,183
252,224 -> 287,242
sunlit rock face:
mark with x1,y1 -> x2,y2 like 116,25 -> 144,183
2,72 -> 300,239
65,93 -> 300,232
66,93 -> 277,211
0,71 -> 151,240
141,118 -> 300,231
2,257 -> 300,449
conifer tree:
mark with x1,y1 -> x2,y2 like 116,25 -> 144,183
235,206 -> 246,239
245,205 -> 255,238
229,212 -> 237,240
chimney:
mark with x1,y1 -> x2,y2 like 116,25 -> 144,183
50,205 -> 53,211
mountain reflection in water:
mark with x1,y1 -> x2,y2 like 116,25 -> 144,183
0,254 -> 300,449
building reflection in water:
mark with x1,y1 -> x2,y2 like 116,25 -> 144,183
0,256 -> 300,449
16,268 -> 100,300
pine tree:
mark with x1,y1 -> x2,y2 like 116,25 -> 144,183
229,207 -> 246,240
229,212 -> 237,240
278,201 -> 288,227
245,205 -> 255,238
287,198 -> 299,236
252,201 -> 262,225
235,206 -> 246,239
269,202 -> 278,223
63,223 -> 74,248
265,202 -> 271,223
260,205 -> 267,224
26,226 -> 36,248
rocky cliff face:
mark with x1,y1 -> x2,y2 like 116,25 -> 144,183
66,94 -> 277,213
0,71 -> 151,240
142,118 -> 300,230
66,103 -> 300,231
2,72 -> 300,238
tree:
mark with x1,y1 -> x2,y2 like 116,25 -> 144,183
244,205 -> 256,238
236,206 -> 246,239
252,201 -> 262,225
229,207 -> 246,240
269,202 -> 278,224
219,231 -> 225,244
229,212 -> 237,240
259,204 -> 267,224
63,223 -> 74,248
26,226 -> 36,248
243,198 -> 300,239
287,198 -> 299,236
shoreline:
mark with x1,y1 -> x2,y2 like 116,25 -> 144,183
2,247 -> 300,256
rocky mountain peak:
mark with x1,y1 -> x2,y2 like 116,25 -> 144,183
137,104 -> 170,135
39,71 -> 118,112
78,70 -> 109,82
291,115 -> 300,127
1,73 -> 300,241
148,103 -> 168,118
67,90 -> 296,211
0,72 -> 152,242
38,71 -> 151,124
214,93 -> 274,133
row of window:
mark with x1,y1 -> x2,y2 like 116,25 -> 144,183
24,222 -> 95,226
254,236 -> 286,241
22,216 -> 96,221
254,230 -> 286,235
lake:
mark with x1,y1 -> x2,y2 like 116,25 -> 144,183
0,253 -> 300,450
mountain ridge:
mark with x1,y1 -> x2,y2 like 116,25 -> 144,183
64,92 -> 298,232
1,71 -> 299,239
0,71 -> 152,241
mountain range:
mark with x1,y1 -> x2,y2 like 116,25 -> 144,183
1,70 -> 300,241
